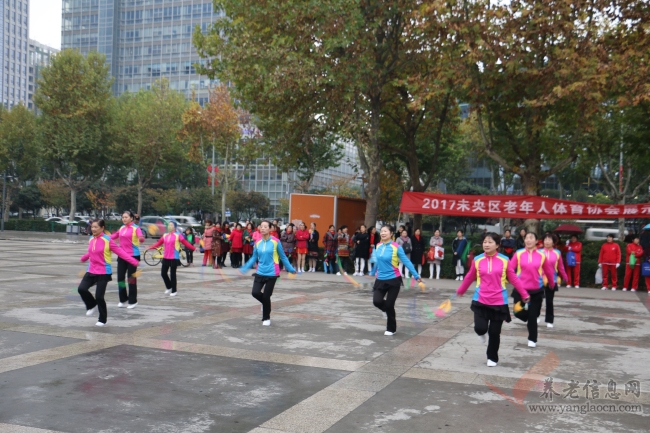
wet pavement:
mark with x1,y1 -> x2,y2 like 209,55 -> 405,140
0,239 -> 648,432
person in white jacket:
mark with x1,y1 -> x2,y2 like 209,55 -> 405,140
428,229 -> 444,279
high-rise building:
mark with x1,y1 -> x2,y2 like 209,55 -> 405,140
2,0 -> 30,109
61,0 -> 220,102
27,39 -> 58,111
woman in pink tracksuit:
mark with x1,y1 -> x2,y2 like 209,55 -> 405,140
457,232 -> 529,367
110,210 -> 145,309
508,232 -> 556,348
147,222 -> 196,296
79,219 -> 139,326
540,234 -> 568,328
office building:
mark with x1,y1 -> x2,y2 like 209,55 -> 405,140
61,0 -> 220,101
2,0 -> 30,109
27,39 -> 58,110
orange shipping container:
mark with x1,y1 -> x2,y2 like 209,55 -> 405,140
289,194 -> 366,243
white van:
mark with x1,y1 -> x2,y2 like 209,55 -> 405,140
585,228 -> 628,241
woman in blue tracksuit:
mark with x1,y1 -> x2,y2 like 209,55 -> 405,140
240,220 -> 296,326
372,225 -> 422,336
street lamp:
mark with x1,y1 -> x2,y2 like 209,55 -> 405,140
1,171 -> 9,232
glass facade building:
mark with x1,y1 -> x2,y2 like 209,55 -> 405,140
27,39 -> 58,111
2,0 -> 30,109
62,0 -> 220,101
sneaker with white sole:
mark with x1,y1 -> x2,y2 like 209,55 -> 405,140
95,322 -> 106,327
547,323 -> 554,328
611,288 -> 616,291
165,289 -> 172,294
602,287 -> 607,290
86,306 -> 97,316
336,272 -> 341,276
455,276 -> 460,281
170,292 -> 177,297
566,285 -> 572,288
575,286 -> 580,289
537,318 -> 541,324
622,288 -> 628,291
118,302 -> 127,308
487,360 -> 498,367
384,331 -> 394,336
478,334 -> 487,344
631,289 -> 636,292
262,320 -> 271,326
127,302 -> 138,309
528,340 -> 537,348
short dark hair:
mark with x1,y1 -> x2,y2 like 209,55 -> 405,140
483,232 -> 501,244
543,233 -> 558,245
122,210 -> 135,219
340,225 -> 348,230
381,224 -> 395,235
606,234 -> 614,239
92,218 -> 106,229
525,232 -> 538,240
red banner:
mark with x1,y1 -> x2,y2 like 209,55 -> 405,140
400,192 -> 650,219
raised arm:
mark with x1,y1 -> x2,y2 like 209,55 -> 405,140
179,236 -> 196,251
135,226 -> 145,243
110,231 -> 119,240
148,237 -> 164,250
110,240 -> 139,267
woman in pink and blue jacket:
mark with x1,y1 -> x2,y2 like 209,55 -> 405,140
540,233 -> 568,328
457,232 -> 529,367
508,232 -> 556,348
147,221 -> 196,296
110,210 -> 145,309
79,219 -> 139,327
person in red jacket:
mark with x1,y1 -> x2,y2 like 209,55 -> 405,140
599,234 -> 622,290
229,223 -> 244,268
623,235 -> 644,292
565,235 -> 582,288
295,222 -> 310,274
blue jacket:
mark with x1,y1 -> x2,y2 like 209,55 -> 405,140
241,236 -> 296,277
373,241 -> 420,280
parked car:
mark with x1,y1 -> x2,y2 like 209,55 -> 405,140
106,212 -> 121,221
140,216 -> 175,238
45,217 -> 64,223
56,216 -> 90,225
585,228 -> 628,241
166,215 -> 202,232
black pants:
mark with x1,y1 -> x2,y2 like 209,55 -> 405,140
339,256 -> 350,274
231,252 -> 242,268
544,286 -> 556,324
244,254 -> 252,265
326,257 -> 338,274
117,257 -> 138,304
219,252 -> 228,267
185,249 -> 194,263
527,290 -> 544,343
78,273 -> 109,324
474,314 -> 504,363
373,278 -> 402,333
252,276 -> 278,321
161,259 -> 178,293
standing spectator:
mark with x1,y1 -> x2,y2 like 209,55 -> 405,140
280,225 -> 296,269
307,222 -> 320,272
211,222 -> 224,269
368,226 -> 378,255
353,224 -> 370,276
515,228 -> 527,250
220,222 -> 231,267
337,225 -> 351,276
410,228 -> 426,277
323,225 -> 338,274
270,223 -> 280,239
428,229 -> 444,280
243,222 -> 255,264
623,235 -> 644,292
229,223 -> 244,268
183,227 -> 196,267
640,229 -> 650,259
500,230 -> 516,258
202,220 -> 214,267
396,229 -> 413,278
295,222 -> 310,274
599,234 -> 621,290
452,230 -> 468,281
565,235 -> 582,288
405,222 -> 413,237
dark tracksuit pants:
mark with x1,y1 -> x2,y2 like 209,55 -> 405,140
373,278 -> 402,333
78,273 -> 109,324
527,290 -> 544,342
252,276 -> 278,321
474,315 -> 504,363
117,256 -> 139,304
161,259 -> 178,293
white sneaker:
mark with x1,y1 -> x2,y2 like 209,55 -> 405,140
611,288 -> 616,291
631,289 -> 636,292
460,276 -> 464,281
566,285 -> 572,288
344,272 -> 348,276
487,360 -> 498,367
336,272 -> 341,276
537,318 -> 540,324
547,323 -> 554,328
622,288 -> 628,291
602,287 -> 607,290
478,334 -> 487,344
528,340 -> 537,348
436,276 -> 440,280
428,276 -> 433,280
95,322 -> 105,327
165,289 -> 172,294
382,311 -> 388,319
118,302 -> 127,308
455,277 -> 460,281
262,320 -> 271,326
170,292 -> 177,297
86,306 -> 97,316
384,331 -> 395,336
127,302 -> 138,309
575,286 -> 580,289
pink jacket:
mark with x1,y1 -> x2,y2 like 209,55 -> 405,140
509,248 -> 556,291
149,232 -> 196,260
252,230 -> 263,243
110,222 -> 145,257
457,253 -> 528,305
541,248 -> 568,285
81,234 -> 139,274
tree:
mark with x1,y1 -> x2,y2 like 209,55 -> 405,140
38,180 -> 69,216
34,49 -> 113,219
463,0 -> 611,233
228,190 -> 270,220
14,184 -> 42,219
111,79 -> 188,215
377,169 -> 404,225
0,105 -> 40,221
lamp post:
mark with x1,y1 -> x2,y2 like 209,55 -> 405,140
1,171 -> 6,232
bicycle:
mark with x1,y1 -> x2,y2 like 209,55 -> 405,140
143,247 -> 190,267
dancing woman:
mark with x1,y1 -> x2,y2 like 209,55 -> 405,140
79,219 -> 139,326
540,233 -> 568,328
147,222 -> 196,296
240,221 -> 296,326
457,232 -> 529,367
110,210 -> 144,309
371,225 -> 422,336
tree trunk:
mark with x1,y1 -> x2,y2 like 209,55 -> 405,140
521,175 -> 539,235
413,213 -> 422,232
363,99 -> 383,228
137,180 -> 144,216
69,188 -> 77,220
618,198 -> 626,240
221,145 -> 229,222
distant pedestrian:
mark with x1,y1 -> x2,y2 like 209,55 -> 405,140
452,230 -> 468,281
337,226 -> 351,275
202,219 -> 214,267
183,227 -> 196,267
428,229 -> 443,280
500,229 -> 516,258
623,235 -> 644,292
323,225 -> 338,274
307,222 -> 320,272
599,234 -> 621,290
565,235 -> 582,288
229,223 -> 244,268
396,229 -> 412,278
295,222 -> 310,274
410,228 -> 426,277
353,224 -> 370,276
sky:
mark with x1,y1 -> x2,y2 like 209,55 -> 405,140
29,0 -> 62,49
